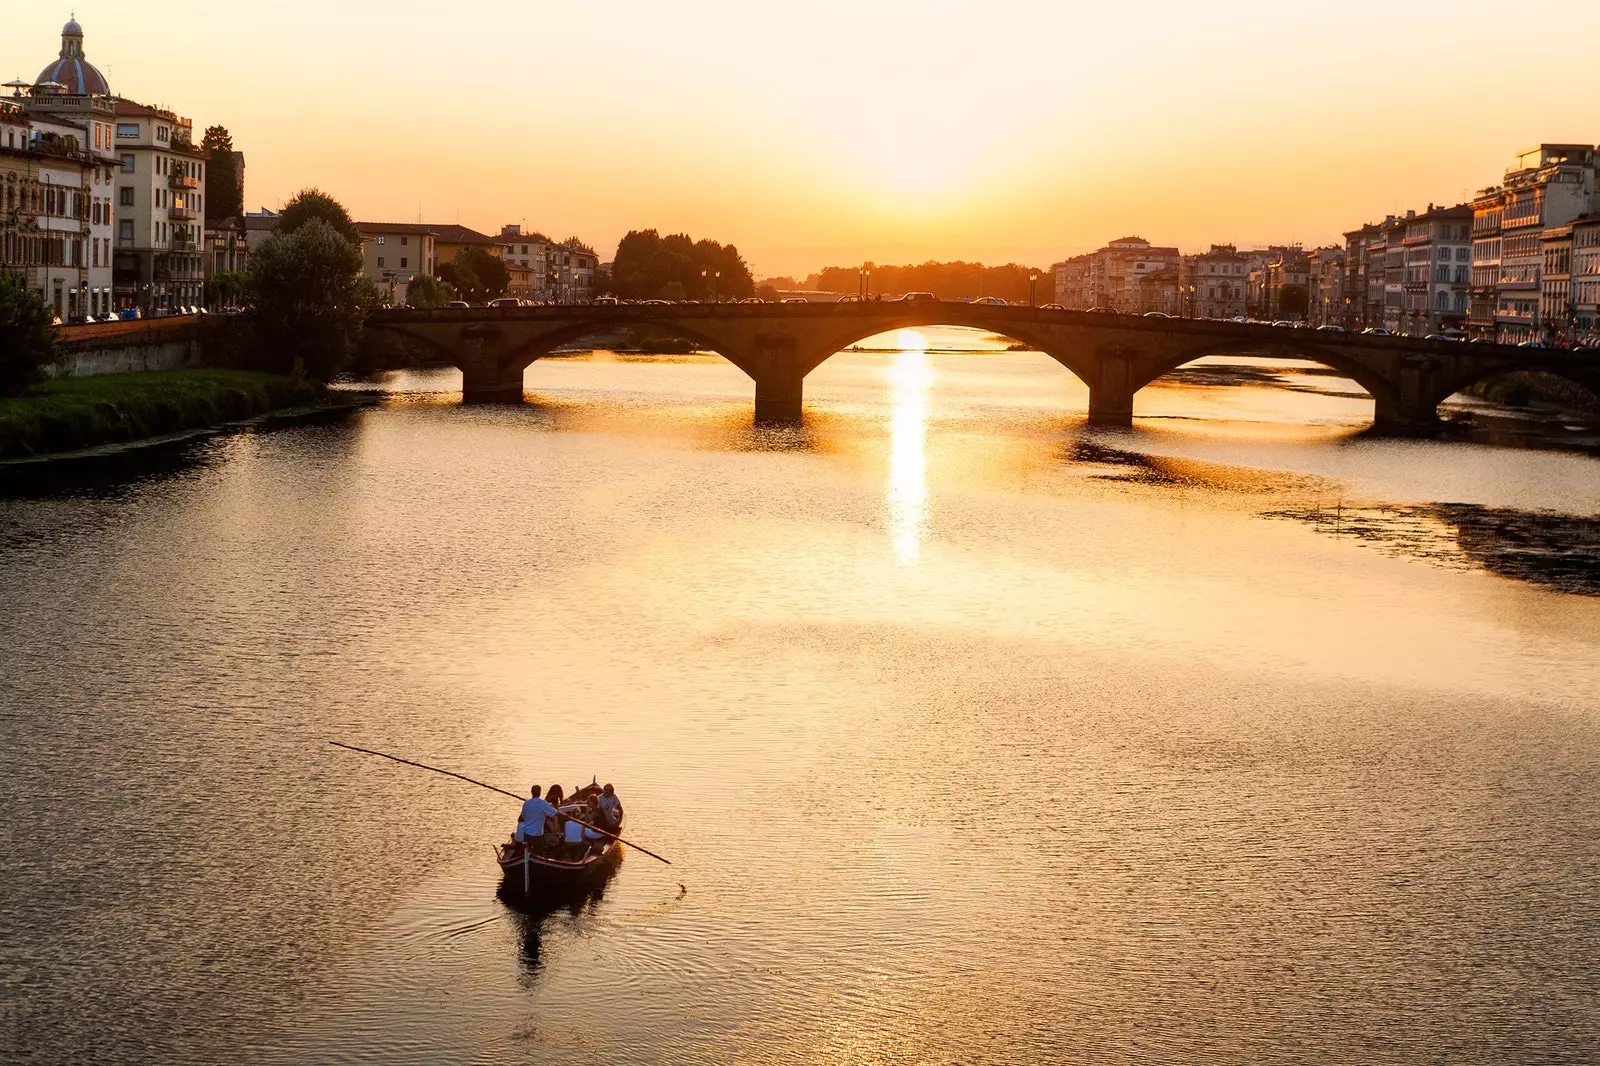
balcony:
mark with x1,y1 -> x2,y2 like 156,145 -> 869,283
168,172 -> 198,190
170,235 -> 198,252
168,204 -> 198,222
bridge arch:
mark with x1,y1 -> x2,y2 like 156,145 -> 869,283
1126,338 -> 1402,429
785,309 -> 1100,387
1427,359 -> 1600,416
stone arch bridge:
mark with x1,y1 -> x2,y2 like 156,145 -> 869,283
370,303 -> 1600,432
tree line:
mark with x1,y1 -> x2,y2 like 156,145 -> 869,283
608,230 -> 755,301
811,261 -> 1051,303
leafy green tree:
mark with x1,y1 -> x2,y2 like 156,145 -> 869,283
609,230 -> 754,301
201,125 -> 243,225
275,188 -> 361,247
438,247 -> 510,304
205,269 -> 247,308
404,274 -> 456,309
245,218 -> 366,380
0,274 -> 60,395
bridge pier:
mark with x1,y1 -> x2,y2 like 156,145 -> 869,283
1086,349 -> 1136,427
749,335 -> 805,423
458,325 -> 525,403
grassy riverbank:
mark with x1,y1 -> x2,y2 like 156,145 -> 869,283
0,370 -> 326,460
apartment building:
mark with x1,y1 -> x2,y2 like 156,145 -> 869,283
1050,237 -> 1179,312
358,223 -> 438,306
112,101 -> 208,311
1306,247 -> 1347,327
1181,244 -> 1251,319
1398,204 -> 1472,336
1470,145 -> 1599,341
1570,216 -> 1600,340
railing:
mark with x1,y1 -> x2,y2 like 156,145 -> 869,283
168,205 -> 197,222
168,173 -> 198,190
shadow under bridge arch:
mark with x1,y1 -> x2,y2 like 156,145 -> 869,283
1123,338 -> 1404,430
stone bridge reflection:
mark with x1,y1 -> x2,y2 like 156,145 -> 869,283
369,303 -> 1600,433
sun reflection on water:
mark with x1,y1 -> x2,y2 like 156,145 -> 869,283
887,330 -> 935,563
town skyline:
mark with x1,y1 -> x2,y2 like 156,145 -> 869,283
8,3 -> 1600,277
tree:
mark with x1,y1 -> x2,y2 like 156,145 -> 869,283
201,125 -> 243,225
276,188 -> 361,247
245,218 -> 366,380
204,269 -> 247,309
404,274 -> 456,309
609,229 -> 755,301
1278,284 -> 1309,318
811,260 -> 1051,302
437,247 -> 510,304
0,274 -> 60,396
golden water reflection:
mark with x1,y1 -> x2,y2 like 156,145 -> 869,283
886,330 -> 935,563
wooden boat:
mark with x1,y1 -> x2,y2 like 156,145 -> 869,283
496,784 -> 624,900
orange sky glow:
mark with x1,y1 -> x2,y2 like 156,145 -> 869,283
9,1 -> 1600,277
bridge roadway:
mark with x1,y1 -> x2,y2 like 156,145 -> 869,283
370,302 -> 1600,431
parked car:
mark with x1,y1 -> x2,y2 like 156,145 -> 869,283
1087,306 -> 1117,314
898,292 -> 938,303
1145,311 -> 1173,319
738,297 -> 766,304
1270,319 -> 1296,328
781,297 -> 809,304
971,296 -> 1007,306
445,300 -> 471,309
1361,327 -> 1391,336
488,297 -> 520,309
1039,303 -> 1066,310
592,295 -> 618,306
835,294 -> 862,303
1315,324 -> 1346,332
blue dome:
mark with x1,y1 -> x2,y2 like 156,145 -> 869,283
36,18 -> 109,96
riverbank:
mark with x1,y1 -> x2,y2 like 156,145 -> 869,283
0,370 -> 330,461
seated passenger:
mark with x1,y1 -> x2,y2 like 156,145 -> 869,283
597,783 -> 623,828
561,810 -> 587,857
514,784 -> 560,849
581,795 -> 608,850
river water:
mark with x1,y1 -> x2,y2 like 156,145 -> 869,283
2,330 -> 1598,1064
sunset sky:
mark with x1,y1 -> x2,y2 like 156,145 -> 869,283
10,1 -> 1600,277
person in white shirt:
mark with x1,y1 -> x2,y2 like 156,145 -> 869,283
514,785 -> 559,848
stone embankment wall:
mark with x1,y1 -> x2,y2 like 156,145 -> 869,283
50,318 -> 208,378
49,317 -> 261,378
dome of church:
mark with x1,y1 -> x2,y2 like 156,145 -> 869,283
36,18 -> 110,96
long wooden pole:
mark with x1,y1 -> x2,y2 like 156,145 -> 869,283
328,741 -> 672,865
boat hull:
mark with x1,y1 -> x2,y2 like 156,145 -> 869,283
497,837 -> 623,901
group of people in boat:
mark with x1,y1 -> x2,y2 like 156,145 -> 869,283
512,782 -> 623,860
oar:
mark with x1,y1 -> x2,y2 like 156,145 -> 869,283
328,740 -> 672,865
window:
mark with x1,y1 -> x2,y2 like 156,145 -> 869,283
400,258 -> 408,268
116,123 -> 139,138
120,153 -> 134,172
119,187 -> 133,206
118,219 -> 133,242
400,236 -> 408,246
377,257 -> 385,268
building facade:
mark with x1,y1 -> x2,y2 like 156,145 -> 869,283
1469,145 -> 1599,341
1399,204 -> 1472,336
111,101 -> 208,311
358,222 -> 438,306
1049,237 -> 1179,312
1181,244 -> 1251,319
1306,247 -> 1347,327
1571,215 -> 1600,342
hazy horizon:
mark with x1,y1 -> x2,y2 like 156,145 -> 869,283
9,1 -> 1600,276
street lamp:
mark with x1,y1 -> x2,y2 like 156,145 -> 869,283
1029,273 -> 1038,307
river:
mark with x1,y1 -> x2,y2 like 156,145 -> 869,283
2,330 -> 1598,1064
